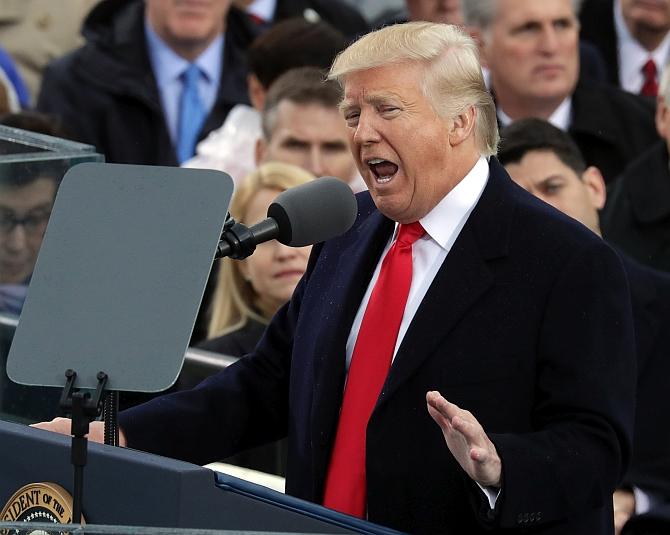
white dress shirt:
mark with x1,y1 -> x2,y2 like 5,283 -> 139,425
497,97 -> 572,132
246,0 -> 277,22
614,0 -> 670,94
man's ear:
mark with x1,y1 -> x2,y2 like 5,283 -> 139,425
449,107 -> 477,146
582,166 -> 606,210
255,137 -> 266,166
247,74 -> 266,111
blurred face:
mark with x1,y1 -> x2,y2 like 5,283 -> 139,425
0,178 -> 57,284
622,0 -> 670,34
238,188 -> 311,318
406,0 -> 464,25
481,0 -> 579,115
145,0 -> 230,55
258,101 -> 357,182
504,149 -> 605,234
341,62 -> 471,223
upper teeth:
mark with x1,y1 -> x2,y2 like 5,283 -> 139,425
368,158 -> 386,165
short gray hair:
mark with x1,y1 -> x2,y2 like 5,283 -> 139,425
328,22 -> 499,156
463,0 -> 583,28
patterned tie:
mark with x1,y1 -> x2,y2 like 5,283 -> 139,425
176,63 -> 206,164
641,59 -> 659,97
322,222 -> 426,518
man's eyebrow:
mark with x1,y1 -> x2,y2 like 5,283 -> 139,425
279,135 -> 310,146
339,92 -> 402,113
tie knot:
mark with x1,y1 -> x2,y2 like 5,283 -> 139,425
642,58 -> 657,78
396,221 -> 425,246
182,63 -> 201,85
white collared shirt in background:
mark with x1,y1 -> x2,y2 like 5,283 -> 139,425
614,0 -> 670,94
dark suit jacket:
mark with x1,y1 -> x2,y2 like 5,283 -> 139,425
36,0 -> 250,166
120,158 -> 636,534
579,0 -> 620,87
602,142 -> 670,272
622,254 -> 670,503
569,83 -> 657,183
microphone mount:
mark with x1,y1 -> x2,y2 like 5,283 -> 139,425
215,215 -> 279,260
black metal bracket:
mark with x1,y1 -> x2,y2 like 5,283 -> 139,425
58,369 -> 109,524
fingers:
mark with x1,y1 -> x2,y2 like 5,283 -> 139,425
31,417 -> 72,436
427,392 -> 482,443
426,390 -> 460,420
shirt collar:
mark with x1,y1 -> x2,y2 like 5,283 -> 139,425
497,97 -> 572,131
144,17 -> 224,86
246,0 -> 277,22
415,156 -> 489,251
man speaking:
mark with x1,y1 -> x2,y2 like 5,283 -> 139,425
36,22 -> 636,534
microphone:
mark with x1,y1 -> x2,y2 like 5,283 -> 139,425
216,177 -> 358,259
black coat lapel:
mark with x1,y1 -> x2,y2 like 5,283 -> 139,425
310,202 -> 394,473
380,158 -> 517,404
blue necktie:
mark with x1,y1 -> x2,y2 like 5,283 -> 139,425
176,63 -> 206,164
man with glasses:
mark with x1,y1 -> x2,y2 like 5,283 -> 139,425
0,166 -> 58,316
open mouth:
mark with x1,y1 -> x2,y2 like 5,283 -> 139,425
367,158 -> 399,183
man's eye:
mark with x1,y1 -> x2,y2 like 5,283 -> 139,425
554,18 -> 574,30
345,112 -> 360,126
513,22 -> 539,34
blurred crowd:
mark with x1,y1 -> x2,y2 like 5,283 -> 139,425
1,1 -> 670,533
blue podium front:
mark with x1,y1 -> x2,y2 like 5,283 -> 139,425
0,420 -> 402,534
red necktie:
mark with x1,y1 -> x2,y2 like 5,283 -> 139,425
248,13 -> 266,26
641,59 -> 659,97
322,222 -> 425,518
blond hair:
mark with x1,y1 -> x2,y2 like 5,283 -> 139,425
329,22 -> 499,156
207,162 -> 315,338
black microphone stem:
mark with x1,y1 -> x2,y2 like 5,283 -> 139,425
215,218 -> 279,260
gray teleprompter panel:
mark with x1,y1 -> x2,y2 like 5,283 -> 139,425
7,163 -> 232,392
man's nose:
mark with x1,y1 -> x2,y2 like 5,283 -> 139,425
538,26 -> 560,53
352,110 -> 381,146
309,148 -> 326,177
4,224 -> 28,251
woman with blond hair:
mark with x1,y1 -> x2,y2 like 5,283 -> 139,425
199,161 -> 314,357
192,162 -> 313,476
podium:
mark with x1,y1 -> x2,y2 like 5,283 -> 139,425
0,420 -> 402,534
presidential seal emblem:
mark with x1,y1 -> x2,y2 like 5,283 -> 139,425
1,482 -> 83,532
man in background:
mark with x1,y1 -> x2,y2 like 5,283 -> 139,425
580,0 -> 670,95
602,61 -> 670,272
255,67 -> 361,189
498,117 -> 670,535
0,162 -> 59,316
37,0 -> 249,166
463,0 -> 658,183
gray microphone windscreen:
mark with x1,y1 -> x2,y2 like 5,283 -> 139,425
267,177 -> 358,247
